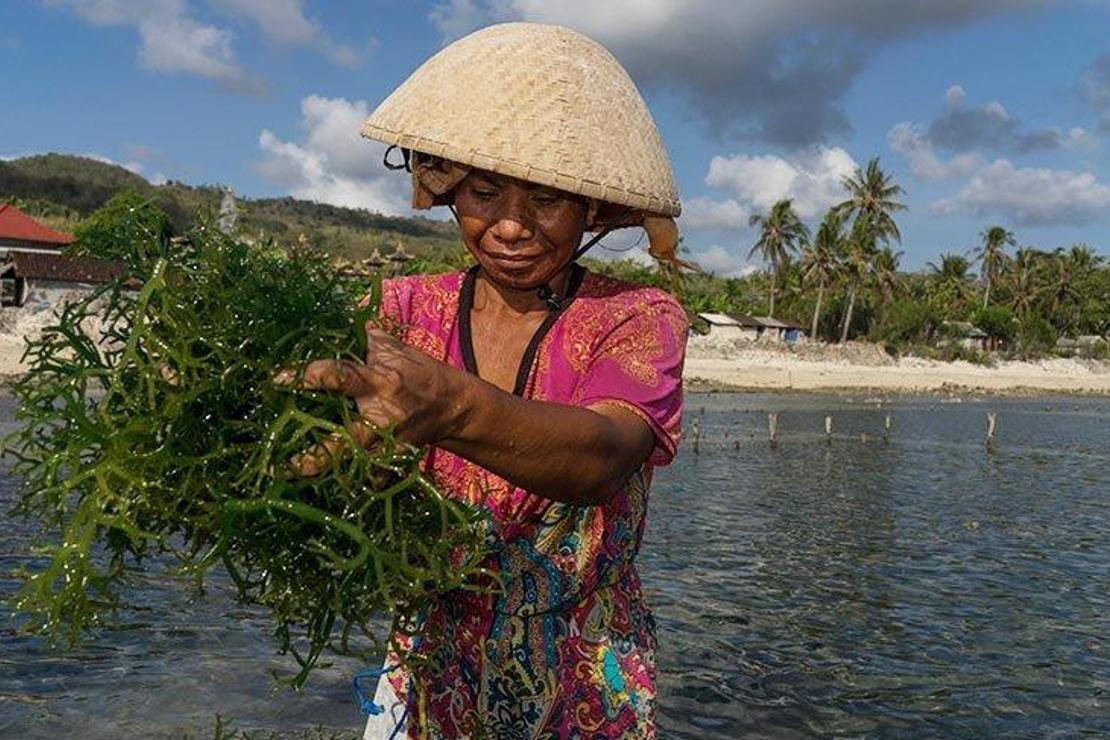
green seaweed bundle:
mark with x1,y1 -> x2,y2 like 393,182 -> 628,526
4,217 -> 486,686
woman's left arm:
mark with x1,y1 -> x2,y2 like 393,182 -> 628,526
283,327 -> 653,506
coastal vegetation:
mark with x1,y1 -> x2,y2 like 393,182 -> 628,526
3,153 -> 1107,360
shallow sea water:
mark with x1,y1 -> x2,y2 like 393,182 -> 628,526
1,393 -> 1108,738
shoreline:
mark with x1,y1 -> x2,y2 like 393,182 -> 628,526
4,338 -> 1109,397
682,353 -> 1110,397
4,371 -> 1108,399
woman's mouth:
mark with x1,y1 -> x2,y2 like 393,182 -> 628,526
487,251 -> 543,267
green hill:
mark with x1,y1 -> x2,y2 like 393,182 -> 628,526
0,153 -> 464,264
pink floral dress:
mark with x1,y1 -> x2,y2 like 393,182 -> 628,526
372,267 -> 686,738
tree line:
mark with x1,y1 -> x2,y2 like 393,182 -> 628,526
12,155 -> 1107,360
595,158 -> 1109,359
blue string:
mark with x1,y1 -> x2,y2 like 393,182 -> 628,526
354,627 -> 421,734
352,663 -> 396,716
389,706 -> 408,740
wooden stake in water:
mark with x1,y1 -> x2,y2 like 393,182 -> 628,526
825,415 -> 833,445
985,412 -> 997,454
692,418 -> 701,455
884,414 -> 892,445
768,412 -> 779,449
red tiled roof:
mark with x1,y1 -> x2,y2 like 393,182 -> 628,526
0,204 -> 76,245
9,250 -> 125,284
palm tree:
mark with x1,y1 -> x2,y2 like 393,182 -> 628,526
748,198 -> 810,316
927,252 -> 973,317
800,209 -> 844,340
973,226 -> 1015,308
1009,247 -> 1042,317
1068,243 -> 1102,272
1037,248 -> 1084,332
872,246 -> 904,306
834,157 -> 906,245
839,213 -> 878,343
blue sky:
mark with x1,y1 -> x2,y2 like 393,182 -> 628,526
3,1 -> 1110,274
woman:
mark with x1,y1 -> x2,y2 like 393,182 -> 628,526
298,23 -> 687,737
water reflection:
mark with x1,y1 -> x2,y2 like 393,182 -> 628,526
646,394 -> 1110,738
1,394 -> 1108,737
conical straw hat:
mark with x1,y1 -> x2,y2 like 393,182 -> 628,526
360,22 -> 681,218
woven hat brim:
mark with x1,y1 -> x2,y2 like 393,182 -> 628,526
361,123 -> 681,218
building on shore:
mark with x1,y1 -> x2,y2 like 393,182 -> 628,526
3,250 -> 127,309
1056,335 -> 1107,356
695,312 -> 745,340
0,203 -> 124,308
0,203 -> 75,254
694,313 -> 809,343
942,321 -> 991,351
733,315 -> 808,343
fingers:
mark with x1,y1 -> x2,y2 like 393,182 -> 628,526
288,418 -> 380,477
274,359 -> 372,397
289,435 -> 345,477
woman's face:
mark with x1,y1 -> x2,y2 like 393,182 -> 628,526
453,170 -> 588,291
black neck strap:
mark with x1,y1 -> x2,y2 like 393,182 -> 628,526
458,263 -> 586,397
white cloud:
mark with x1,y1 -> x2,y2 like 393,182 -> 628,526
209,0 -> 362,67
983,100 -> 1010,122
680,196 -> 749,232
254,95 -> 411,214
703,146 -> 858,219
43,0 -> 264,93
1062,126 -> 1097,151
887,122 -> 984,181
695,244 -> 757,278
139,14 -> 259,92
429,0 -> 489,41
929,198 -> 958,217
939,159 -> 1110,226
944,84 -> 966,107
429,0 -> 1056,145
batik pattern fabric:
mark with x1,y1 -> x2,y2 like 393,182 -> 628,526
376,269 -> 686,738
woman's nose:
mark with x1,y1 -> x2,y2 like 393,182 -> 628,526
489,192 -> 534,243
490,217 -> 533,244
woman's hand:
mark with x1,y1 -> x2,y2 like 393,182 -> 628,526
277,327 -> 653,505
275,326 -> 463,475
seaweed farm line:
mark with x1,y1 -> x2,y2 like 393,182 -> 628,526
2,393 -> 1109,738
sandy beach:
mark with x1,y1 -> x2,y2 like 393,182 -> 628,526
0,335 -> 26,378
683,336 -> 1110,395
3,309 -> 1109,395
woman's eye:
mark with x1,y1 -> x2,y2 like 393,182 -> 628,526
532,194 -> 558,206
473,188 -> 499,200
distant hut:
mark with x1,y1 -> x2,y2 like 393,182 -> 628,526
0,203 -> 75,255
943,321 -> 990,351
365,248 -> 388,271
777,317 -> 807,344
0,204 -> 80,306
1056,335 -> 1106,356
2,250 -> 126,309
696,312 -> 744,340
732,315 -> 807,343
388,241 -> 413,273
